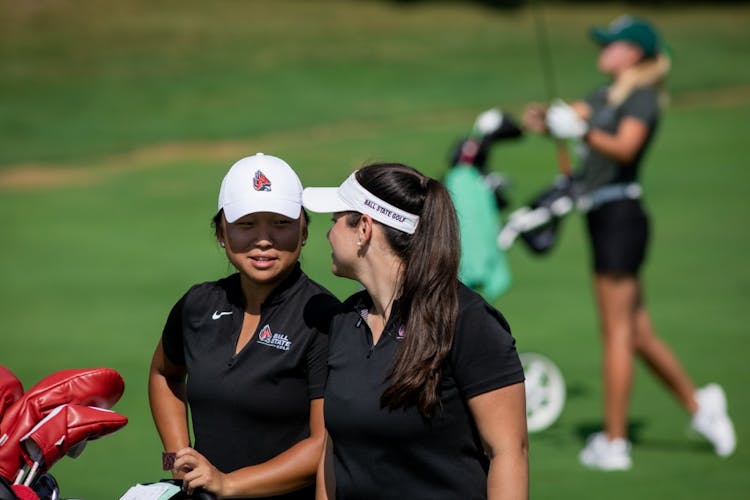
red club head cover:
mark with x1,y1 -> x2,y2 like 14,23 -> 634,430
11,484 -> 39,500
0,368 -> 125,481
19,404 -> 127,473
0,367 -> 23,423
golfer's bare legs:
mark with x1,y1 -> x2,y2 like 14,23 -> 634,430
594,273 -> 637,440
633,300 -> 699,413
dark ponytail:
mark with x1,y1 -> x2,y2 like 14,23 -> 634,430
355,163 -> 460,417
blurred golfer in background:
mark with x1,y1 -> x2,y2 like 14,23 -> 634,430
148,153 -> 339,497
303,163 -> 528,499
523,15 -> 736,470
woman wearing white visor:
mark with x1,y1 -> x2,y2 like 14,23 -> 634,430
303,163 -> 528,500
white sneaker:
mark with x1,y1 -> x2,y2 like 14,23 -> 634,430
579,432 -> 632,471
690,384 -> 736,457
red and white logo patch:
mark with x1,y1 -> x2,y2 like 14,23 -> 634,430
257,324 -> 291,351
253,170 -> 272,191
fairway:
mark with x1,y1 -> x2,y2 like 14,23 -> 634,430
1,1 -> 748,498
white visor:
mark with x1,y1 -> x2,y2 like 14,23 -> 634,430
302,172 -> 419,234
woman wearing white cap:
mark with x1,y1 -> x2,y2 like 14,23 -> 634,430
523,15 -> 736,469
303,163 -> 528,499
148,153 -> 340,498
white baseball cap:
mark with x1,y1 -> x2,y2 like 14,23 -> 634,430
218,153 -> 303,223
302,171 -> 419,234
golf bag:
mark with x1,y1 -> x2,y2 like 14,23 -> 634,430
448,108 -> 522,209
446,109 -> 567,432
498,174 -> 581,254
447,109 -> 583,260
445,109 -> 521,301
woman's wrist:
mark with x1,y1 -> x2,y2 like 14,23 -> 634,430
583,126 -> 593,143
221,471 -> 240,498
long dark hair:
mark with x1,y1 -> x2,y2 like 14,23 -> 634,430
352,162 -> 460,417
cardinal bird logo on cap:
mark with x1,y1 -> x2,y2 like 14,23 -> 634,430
253,170 -> 272,192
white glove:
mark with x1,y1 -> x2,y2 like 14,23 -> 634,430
545,100 -> 588,139
473,108 -> 504,136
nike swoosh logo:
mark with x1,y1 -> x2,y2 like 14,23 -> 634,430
212,311 -> 233,320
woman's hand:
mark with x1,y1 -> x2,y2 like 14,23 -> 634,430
545,100 -> 589,140
174,447 -> 229,497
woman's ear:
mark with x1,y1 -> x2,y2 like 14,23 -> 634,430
215,216 -> 226,248
359,214 -> 374,245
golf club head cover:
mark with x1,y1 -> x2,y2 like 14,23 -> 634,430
482,112 -> 523,143
450,137 -> 490,170
0,368 -> 23,425
20,404 -> 127,472
449,115 -> 523,172
9,485 -> 38,500
0,368 -> 125,480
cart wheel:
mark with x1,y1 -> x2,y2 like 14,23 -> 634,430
520,352 -> 566,432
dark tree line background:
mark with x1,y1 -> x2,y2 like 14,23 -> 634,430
390,0 -> 750,8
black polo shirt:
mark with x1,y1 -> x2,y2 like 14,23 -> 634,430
324,283 -> 524,500
162,264 -> 340,500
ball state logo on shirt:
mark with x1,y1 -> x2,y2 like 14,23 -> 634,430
253,170 -> 272,192
257,324 -> 291,351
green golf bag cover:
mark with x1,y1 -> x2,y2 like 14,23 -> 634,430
445,164 -> 511,300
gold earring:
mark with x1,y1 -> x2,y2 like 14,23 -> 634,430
220,241 -> 225,248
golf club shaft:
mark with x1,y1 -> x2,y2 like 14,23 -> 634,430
532,0 -> 572,176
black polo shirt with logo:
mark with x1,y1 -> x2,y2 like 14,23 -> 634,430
162,264 -> 340,500
324,283 -> 524,500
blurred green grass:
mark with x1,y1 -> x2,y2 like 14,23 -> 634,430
1,1 -> 748,498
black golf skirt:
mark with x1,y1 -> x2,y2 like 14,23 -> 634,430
585,199 -> 650,275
